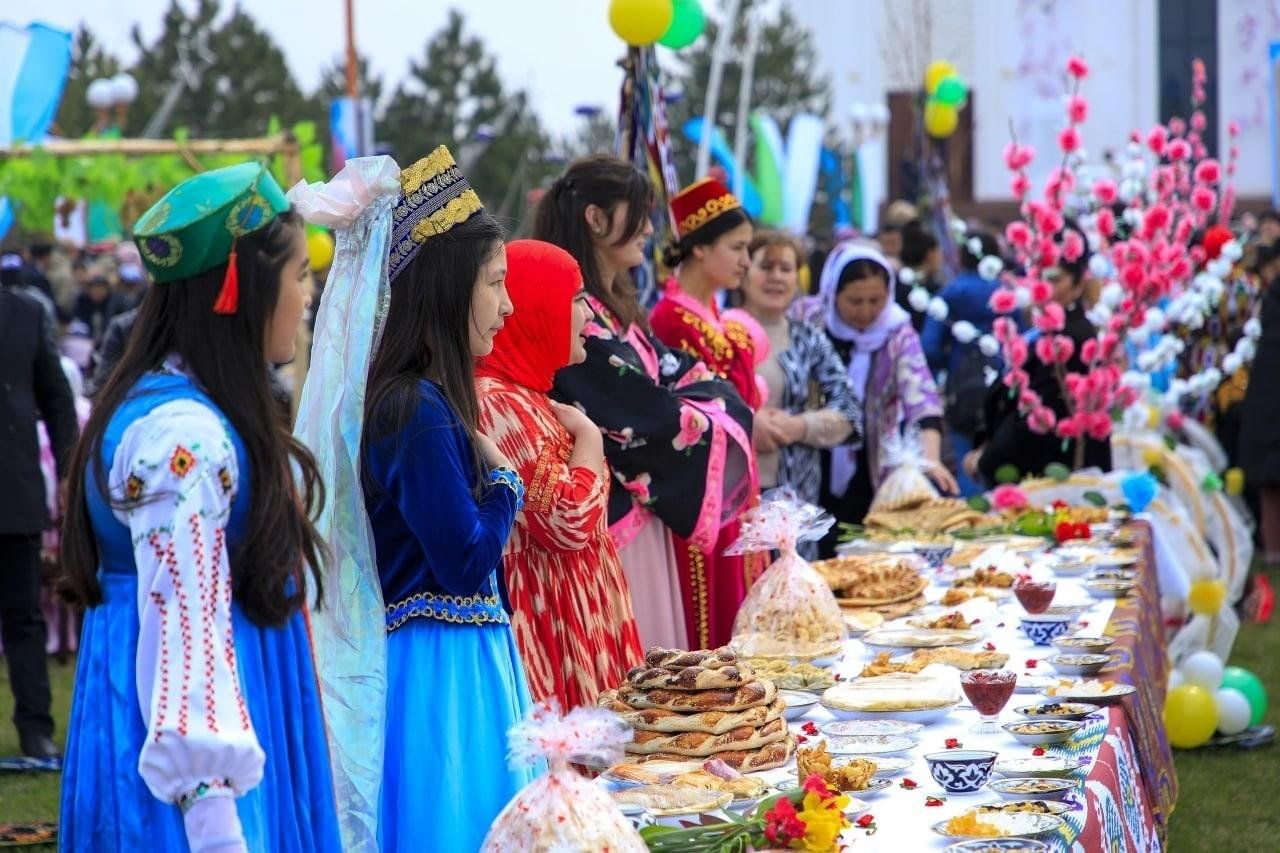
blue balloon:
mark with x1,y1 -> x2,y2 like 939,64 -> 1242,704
681,117 -> 764,217
1121,471 -> 1159,513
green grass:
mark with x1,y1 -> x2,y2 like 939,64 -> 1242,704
0,610 -> 1275,850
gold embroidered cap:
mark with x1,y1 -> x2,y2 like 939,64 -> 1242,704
388,145 -> 485,281
670,177 -> 743,241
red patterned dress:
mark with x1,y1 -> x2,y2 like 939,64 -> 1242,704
477,378 -> 643,708
650,280 -> 765,648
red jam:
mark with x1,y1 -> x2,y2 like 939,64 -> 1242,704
960,669 -> 1017,716
1014,579 -> 1057,614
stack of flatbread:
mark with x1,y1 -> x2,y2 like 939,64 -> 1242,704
864,496 -> 989,535
599,646 -> 795,772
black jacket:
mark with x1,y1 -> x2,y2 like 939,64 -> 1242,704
0,288 -> 78,535
976,303 -> 1112,484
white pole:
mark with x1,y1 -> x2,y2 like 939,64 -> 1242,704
696,0 -> 743,178
731,13 -> 761,198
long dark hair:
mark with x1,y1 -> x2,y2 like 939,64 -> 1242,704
533,155 -> 653,329
363,211 -> 507,489
61,210 -> 327,627
662,207 -> 752,268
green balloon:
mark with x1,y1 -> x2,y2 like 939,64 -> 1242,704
659,0 -> 705,49
1221,666 -> 1268,726
934,75 -> 969,107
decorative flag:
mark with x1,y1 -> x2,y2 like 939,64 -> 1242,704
0,22 -> 73,239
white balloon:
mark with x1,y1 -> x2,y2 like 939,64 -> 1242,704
1169,669 -> 1185,690
907,286 -> 930,313
1236,338 -> 1257,362
1214,687 -> 1252,735
849,102 -> 870,124
951,320 -> 978,344
110,73 -> 139,104
1015,287 -> 1032,308
966,237 -> 983,257
1244,317 -> 1262,340
1100,282 -> 1124,309
1222,240 -> 1244,262
978,334 -> 1000,358
1207,258 -> 1232,279
977,255 -> 1004,280
1088,254 -> 1111,279
1222,353 -> 1243,375
898,266 -> 917,285
1180,650 -> 1225,691
927,295 -> 950,321
86,78 -> 114,109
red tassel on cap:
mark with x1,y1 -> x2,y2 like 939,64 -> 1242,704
212,243 -> 240,315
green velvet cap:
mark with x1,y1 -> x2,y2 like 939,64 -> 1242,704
133,162 -> 290,284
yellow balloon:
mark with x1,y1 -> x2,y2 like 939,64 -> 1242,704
609,0 -> 675,46
924,100 -> 958,138
1225,467 -> 1244,496
1141,446 -> 1164,468
307,231 -> 335,271
925,60 -> 958,94
1145,405 -> 1160,429
1188,577 -> 1226,616
1164,684 -> 1218,748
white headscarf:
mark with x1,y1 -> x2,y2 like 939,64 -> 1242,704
819,242 -> 911,496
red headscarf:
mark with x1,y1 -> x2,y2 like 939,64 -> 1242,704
476,239 -> 583,392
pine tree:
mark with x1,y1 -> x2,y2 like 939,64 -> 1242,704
316,53 -> 384,105
125,0 -> 312,138
54,26 -> 124,138
378,9 -> 552,210
566,110 -> 618,159
665,0 -> 832,182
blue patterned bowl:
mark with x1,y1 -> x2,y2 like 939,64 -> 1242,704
1020,616 -> 1072,646
924,749 -> 998,793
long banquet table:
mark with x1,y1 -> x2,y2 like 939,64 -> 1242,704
767,523 -> 1176,851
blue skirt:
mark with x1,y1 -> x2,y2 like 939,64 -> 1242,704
378,618 -> 536,853
60,573 -> 341,852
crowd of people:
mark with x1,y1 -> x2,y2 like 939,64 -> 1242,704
0,144 -> 1274,851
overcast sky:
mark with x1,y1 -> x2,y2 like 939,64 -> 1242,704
20,0 -> 634,136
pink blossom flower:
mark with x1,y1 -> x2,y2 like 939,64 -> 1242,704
992,484 -> 1030,511
1008,337 -> 1029,368
1093,179 -> 1118,205
1191,112 -> 1207,132
1194,143 -> 1208,161
1081,338 -> 1099,364
1174,219 -> 1194,246
1035,333 -> 1075,365
1067,95 -> 1089,124
1029,202 -> 1064,237
1193,59 -> 1207,84
1037,238 -> 1060,269
1096,207 -> 1116,237
990,288 -> 1019,314
671,407 -> 709,451
1056,415 -> 1084,440
1062,228 -> 1085,262
1028,405 -> 1057,434
1099,331 -> 1120,358
1147,126 -> 1168,155
1194,159 -> 1221,184
1086,412 -> 1113,441
994,316 -> 1018,343
1143,205 -> 1171,235
1191,186 -> 1216,212
1035,302 -> 1067,333
1058,126 -> 1081,153
1029,278 -> 1053,304
1006,221 -> 1032,249
1229,121 -> 1241,137
1003,142 -> 1036,171
1169,117 -> 1187,137
1169,256 -> 1191,281
1011,173 -> 1032,198
1121,264 -> 1145,289
1115,386 -> 1139,407
1168,139 -> 1192,161
1066,56 -> 1090,79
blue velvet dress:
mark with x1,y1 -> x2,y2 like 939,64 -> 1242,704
59,373 -> 341,852
364,379 -> 534,853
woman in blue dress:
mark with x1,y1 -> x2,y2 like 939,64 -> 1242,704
57,163 -> 340,851
359,147 -> 532,851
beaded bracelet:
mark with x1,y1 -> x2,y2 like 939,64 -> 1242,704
177,778 -> 234,814
489,466 -> 526,511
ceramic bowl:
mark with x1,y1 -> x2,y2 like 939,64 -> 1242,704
1085,579 -> 1136,599
1020,616 -> 1072,646
1048,653 -> 1111,677
1051,634 -> 1116,654
924,749 -> 998,793
988,777 -> 1077,801
1001,719 -> 1083,746
780,689 -> 819,721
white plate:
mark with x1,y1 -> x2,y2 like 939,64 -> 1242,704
780,690 -> 820,720
976,800 -> 1072,816
932,811 -> 1065,839
840,755 -> 913,776
855,777 -> 894,796
993,756 -> 1075,778
862,628 -> 980,652
1015,675 -> 1058,694
844,796 -> 872,818
819,719 -> 925,738
988,777 -> 1078,800
820,701 -> 960,725
1043,683 -> 1136,705
823,734 -> 918,756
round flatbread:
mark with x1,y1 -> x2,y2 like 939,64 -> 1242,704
626,663 -> 755,692
625,717 -> 788,757
598,691 -> 785,735
617,679 -> 777,713
636,736 -> 795,772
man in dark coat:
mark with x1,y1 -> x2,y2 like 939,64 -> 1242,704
0,284 -> 78,758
